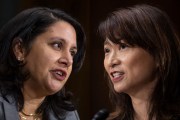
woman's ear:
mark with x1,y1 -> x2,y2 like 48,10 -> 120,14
13,38 -> 25,61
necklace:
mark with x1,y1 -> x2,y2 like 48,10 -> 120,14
21,110 -> 37,117
19,111 -> 41,120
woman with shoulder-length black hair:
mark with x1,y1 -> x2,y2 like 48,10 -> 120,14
98,4 -> 180,120
0,7 -> 86,120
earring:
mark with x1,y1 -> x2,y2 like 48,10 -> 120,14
17,57 -> 24,62
17,57 -> 21,61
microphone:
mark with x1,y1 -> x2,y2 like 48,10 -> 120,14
92,108 -> 109,120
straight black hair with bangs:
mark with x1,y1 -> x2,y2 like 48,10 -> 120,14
98,4 -> 180,120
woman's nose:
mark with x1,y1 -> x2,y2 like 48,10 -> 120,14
109,52 -> 120,68
58,52 -> 73,67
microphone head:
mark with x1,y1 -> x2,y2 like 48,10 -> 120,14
92,108 -> 109,120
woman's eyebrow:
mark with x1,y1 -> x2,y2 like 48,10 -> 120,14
104,39 -> 111,46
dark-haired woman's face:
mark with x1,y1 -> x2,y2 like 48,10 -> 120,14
104,39 -> 157,96
23,21 -> 77,96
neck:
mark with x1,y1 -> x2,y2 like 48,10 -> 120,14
130,87 -> 151,120
132,97 -> 149,120
21,88 -> 45,114
127,78 -> 157,120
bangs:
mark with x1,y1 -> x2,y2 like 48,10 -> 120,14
98,11 -> 138,45
98,7 -> 153,48
98,15 -> 123,44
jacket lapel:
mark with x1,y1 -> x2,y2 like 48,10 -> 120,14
3,95 -> 19,120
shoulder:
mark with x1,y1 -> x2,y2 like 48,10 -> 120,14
0,93 -> 17,110
0,93 -> 19,120
0,95 -> 7,120
0,95 -> 3,102
49,110 -> 80,120
65,110 -> 80,120
0,93 -> 16,104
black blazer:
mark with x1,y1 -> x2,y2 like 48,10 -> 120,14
0,95 -> 80,120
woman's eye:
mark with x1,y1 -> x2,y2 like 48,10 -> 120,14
104,48 -> 110,54
70,50 -> 77,57
119,43 -> 128,50
52,42 -> 62,50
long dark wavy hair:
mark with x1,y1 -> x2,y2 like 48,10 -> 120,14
0,7 -> 86,120
98,4 -> 180,120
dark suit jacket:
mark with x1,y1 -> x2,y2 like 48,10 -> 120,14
0,95 -> 80,120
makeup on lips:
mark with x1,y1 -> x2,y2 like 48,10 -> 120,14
50,69 -> 67,81
110,71 -> 124,82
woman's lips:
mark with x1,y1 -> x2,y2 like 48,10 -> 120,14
50,69 -> 67,81
110,71 -> 124,82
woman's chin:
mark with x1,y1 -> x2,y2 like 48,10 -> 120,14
45,84 -> 64,95
113,85 -> 124,93
47,80 -> 65,94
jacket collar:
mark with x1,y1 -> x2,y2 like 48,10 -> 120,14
3,95 -> 19,120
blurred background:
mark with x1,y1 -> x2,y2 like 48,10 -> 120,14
0,0 -> 179,119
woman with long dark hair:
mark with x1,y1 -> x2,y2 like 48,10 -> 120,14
99,4 -> 180,120
0,7 -> 86,120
